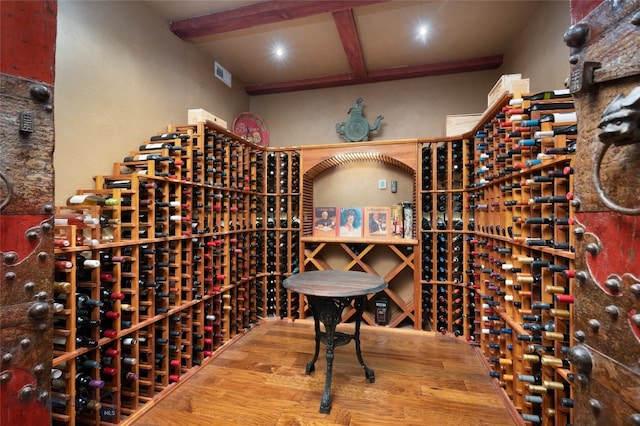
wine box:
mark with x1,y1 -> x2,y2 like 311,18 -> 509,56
487,73 -> 529,107
188,108 -> 228,129
445,113 -> 482,136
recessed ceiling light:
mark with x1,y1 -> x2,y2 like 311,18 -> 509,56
416,24 -> 428,43
271,42 -> 287,61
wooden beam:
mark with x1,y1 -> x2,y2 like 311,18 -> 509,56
244,54 -> 504,95
332,9 -> 367,79
170,0 -> 387,40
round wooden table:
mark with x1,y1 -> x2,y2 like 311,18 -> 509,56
283,270 -> 388,414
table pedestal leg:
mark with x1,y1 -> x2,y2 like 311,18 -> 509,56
353,296 -> 375,383
305,313 -> 321,375
305,295 -> 375,414
306,296 -> 344,414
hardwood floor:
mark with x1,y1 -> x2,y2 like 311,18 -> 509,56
128,319 -> 518,426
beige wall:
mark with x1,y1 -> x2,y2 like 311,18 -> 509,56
249,70 -> 499,147
54,0 -> 571,205
500,1 -> 572,93
54,0 -> 250,205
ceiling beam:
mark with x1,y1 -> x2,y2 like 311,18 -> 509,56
244,54 -> 504,95
170,0 -> 387,40
332,9 -> 367,79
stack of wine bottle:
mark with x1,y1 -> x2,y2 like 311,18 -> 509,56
420,138 -> 474,337
52,122 -> 301,425
466,89 -> 576,425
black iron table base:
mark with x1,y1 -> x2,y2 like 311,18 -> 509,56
304,295 -> 375,414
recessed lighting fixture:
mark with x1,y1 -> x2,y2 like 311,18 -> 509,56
416,24 -> 428,43
271,42 -> 287,61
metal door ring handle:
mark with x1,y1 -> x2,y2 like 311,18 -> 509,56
593,142 -> 640,215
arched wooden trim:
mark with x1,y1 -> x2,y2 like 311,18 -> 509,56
303,152 -> 415,180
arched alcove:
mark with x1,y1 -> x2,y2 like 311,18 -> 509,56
300,144 -> 418,237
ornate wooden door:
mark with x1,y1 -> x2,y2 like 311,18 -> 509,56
567,1 -> 640,424
1,1 -> 57,425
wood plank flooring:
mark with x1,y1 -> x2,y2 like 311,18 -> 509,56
128,319 -> 518,426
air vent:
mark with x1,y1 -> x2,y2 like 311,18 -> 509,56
214,61 -> 232,88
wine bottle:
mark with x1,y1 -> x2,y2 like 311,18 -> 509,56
560,397 -> 574,408
512,101 -> 574,114
76,373 -> 104,389
77,293 -> 103,309
533,124 -> 577,138
149,132 -> 189,142
53,281 -> 72,292
524,216 -> 554,225
76,314 -> 100,330
528,195 -> 569,204
75,254 -> 100,270
509,89 -> 571,105
524,394 -> 543,404
54,213 -> 100,227
520,111 -> 577,127
122,337 -> 137,346
521,413 -> 541,423
66,194 -> 119,206
516,334 -> 542,342
76,335 -> 99,348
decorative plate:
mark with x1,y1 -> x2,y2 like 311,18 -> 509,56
232,112 -> 270,146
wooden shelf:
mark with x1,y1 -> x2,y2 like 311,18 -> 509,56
301,236 -> 418,245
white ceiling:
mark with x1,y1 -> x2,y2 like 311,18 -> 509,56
145,1 -> 542,94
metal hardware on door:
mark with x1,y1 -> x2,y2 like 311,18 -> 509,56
593,86 -> 640,214
564,23 -> 590,48
605,305 -> 620,318
28,84 -> 50,102
589,399 -> 603,414
568,344 -> 593,375
569,60 -> 601,93
19,112 -> 34,134
604,277 -> 622,294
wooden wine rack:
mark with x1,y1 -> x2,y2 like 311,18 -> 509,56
51,121 -> 304,425
465,93 -> 577,426
418,137 -> 475,338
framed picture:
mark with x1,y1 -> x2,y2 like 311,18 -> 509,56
364,207 -> 390,237
313,206 -> 338,236
338,207 -> 363,237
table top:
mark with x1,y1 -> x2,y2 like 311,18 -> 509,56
283,270 -> 387,298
